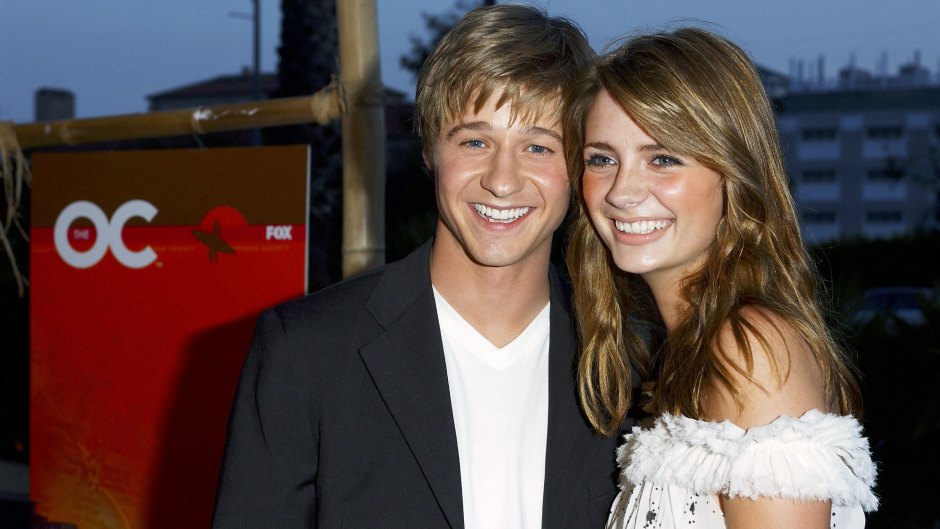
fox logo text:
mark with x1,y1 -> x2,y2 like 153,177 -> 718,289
265,225 -> 293,241
54,200 -> 159,269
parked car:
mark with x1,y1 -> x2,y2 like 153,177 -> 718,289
852,287 -> 937,328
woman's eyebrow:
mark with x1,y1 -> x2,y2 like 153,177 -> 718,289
584,141 -> 615,151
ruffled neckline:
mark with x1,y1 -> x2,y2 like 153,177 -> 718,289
618,409 -> 878,511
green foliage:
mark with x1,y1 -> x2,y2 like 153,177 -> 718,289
0,145 -> 28,462
849,310 -> 940,528
399,0 -> 493,79
0,142 -> 30,297
269,0 -> 343,290
811,232 -> 940,313
385,143 -> 436,262
814,233 -> 940,528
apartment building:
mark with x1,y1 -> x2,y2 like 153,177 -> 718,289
775,63 -> 940,242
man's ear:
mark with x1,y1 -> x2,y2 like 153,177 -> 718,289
422,149 -> 434,173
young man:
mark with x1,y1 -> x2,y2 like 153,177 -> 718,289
212,5 -> 619,529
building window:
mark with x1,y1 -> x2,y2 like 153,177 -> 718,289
802,169 -> 836,182
866,125 -> 903,139
866,211 -> 903,223
801,128 -> 836,141
803,211 -> 836,223
866,168 -> 905,181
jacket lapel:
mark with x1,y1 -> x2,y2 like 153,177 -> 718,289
541,270 -> 596,529
358,242 -> 464,529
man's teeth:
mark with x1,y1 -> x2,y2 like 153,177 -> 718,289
615,219 -> 669,234
473,204 -> 530,223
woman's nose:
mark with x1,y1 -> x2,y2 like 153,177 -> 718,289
605,165 -> 647,208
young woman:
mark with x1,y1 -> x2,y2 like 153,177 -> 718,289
564,29 -> 878,528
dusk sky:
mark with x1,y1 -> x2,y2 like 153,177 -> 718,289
1,0 -> 938,124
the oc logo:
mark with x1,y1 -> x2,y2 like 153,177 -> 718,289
54,200 -> 159,269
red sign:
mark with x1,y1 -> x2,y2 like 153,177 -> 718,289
30,146 -> 309,529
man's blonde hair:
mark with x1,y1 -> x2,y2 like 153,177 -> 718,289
414,4 -> 593,159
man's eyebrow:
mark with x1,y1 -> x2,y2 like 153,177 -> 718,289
444,121 -> 563,142
444,121 -> 492,140
522,125 -> 563,143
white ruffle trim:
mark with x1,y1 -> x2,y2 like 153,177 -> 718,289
618,409 -> 878,511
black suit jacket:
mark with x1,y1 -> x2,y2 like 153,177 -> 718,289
212,241 -> 619,528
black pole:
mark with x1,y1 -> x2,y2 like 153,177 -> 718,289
253,0 -> 261,100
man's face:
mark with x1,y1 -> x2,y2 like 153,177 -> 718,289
427,90 -> 569,271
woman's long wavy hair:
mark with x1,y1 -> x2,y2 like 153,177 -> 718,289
565,28 -> 863,435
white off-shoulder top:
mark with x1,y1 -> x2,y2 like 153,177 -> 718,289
608,410 -> 878,529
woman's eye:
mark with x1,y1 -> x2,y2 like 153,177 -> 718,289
585,154 -> 616,168
651,154 -> 683,167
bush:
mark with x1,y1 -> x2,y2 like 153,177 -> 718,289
813,234 -> 940,528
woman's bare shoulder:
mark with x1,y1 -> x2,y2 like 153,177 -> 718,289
701,306 -> 829,429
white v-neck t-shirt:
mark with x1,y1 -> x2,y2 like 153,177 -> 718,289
433,287 -> 551,529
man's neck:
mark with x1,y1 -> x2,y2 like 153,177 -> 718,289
430,241 -> 552,349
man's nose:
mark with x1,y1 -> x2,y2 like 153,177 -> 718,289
481,148 -> 524,198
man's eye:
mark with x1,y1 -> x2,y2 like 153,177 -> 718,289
528,145 -> 552,155
462,139 -> 485,149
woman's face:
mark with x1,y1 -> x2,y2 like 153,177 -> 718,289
581,89 -> 724,293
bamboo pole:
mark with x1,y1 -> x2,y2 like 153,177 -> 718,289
4,87 -> 343,151
337,0 -> 386,278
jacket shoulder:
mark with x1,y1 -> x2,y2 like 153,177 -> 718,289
274,265 -> 385,327
264,240 -> 432,339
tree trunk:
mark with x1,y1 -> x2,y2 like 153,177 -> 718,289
269,0 -> 342,290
